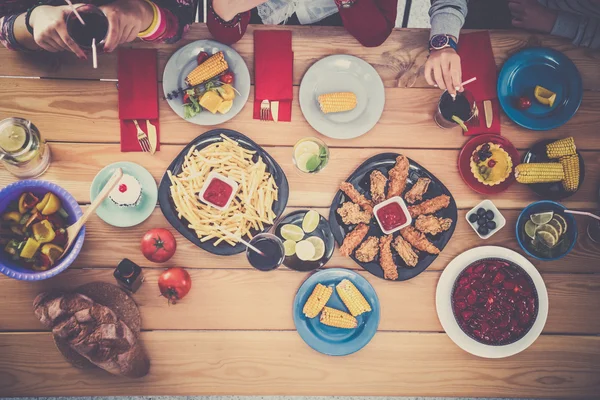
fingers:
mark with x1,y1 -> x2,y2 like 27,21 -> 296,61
103,20 -> 121,52
57,26 -> 87,59
124,25 -> 138,44
450,55 -> 463,93
508,2 -> 525,18
433,64 -> 446,91
424,60 -> 436,87
441,61 -> 456,96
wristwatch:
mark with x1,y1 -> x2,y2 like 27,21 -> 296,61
429,34 -> 458,52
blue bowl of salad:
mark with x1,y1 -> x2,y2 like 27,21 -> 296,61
0,180 -> 85,281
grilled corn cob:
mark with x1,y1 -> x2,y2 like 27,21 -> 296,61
546,137 -> 576,159
318,92 -> 357,114
336,279 -> 371,317
320,307 -> 358,329
515,163 -> 564,184
185,52 -> 228,86
560,154 -> 580,192
303,284 -> 333,318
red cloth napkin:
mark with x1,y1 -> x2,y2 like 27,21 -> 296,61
118,49 -> 160,152
458,31 -> 501,136
253,30 -> 293,122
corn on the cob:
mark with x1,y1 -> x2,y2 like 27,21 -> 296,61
336,279 -> 371,317
546,137 -> 576,159
185,52 -> 228,86
515,163 -> 564,184
320,307 -> 358,329
303,284 -> 333,318
560,154 -> 580,192
318,92 -> 357,114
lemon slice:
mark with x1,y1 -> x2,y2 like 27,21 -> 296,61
530,211 -> 553,225
534,85 -> 557,107
296,240 -> 316,261
294,141 -> 320,158
548,218 -> 563,238
283,240 -> 296,257
295,153 -> 314,173
217,99 -> 233,114
537,223 -> 559,242
524,220 -> 538,240
302,210 -> 320,233
307,236 -> 325,261
536,230 -> 557,248
0,124 -> 27,153
280,224 -> 304,242
553,214 -> 568,234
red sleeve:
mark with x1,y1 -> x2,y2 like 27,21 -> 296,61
338,0 -> 398,47
206,1 -> 250,45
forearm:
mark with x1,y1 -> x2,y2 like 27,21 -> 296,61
148,0 -> 197,43
338,0 -> 397,47
429,0 -> 468,39
0,13 -> 38,51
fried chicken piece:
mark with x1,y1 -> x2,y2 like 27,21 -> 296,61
392,236 -> 419,268
340,182 -> 373,214
400,226 -> 440,255
337,202 -> 371,225
369,170 -> 387,205
387,155 -> 409,199
415,215 -> 453,236
355,236 -> 379,262
408,194 -> 450,218
379,235 -> 398,280
340,223 -> 369,257
404,177 -> 431,204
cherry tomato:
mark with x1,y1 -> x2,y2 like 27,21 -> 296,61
197,51 -> 209,65
516,96 -> 532,110
220,71 -> 234,84
158,267 -> 192,304
183,93 -> 191,104
141,228 -> 177,263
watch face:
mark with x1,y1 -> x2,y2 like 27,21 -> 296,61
431,35 -> 449,49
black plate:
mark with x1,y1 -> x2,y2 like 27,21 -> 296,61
329,153 -> 458,281
158,129 -> 289,256
274,210 -> 335,272
522,139 -> 585,200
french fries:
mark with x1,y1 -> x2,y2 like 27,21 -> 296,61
168,134 -> 279,246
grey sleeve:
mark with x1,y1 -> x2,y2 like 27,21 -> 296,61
429,0 -> 469,40
541,0 -> 600,49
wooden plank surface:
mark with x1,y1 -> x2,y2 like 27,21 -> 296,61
1,268 -> 599,334
0,331 -> 599,398
1,26 -> 600,91
2,78 -> 600,150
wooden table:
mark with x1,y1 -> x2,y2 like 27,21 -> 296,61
1,25 -> 599,398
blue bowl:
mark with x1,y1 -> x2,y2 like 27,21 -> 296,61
0,180 -> 85,280
516,200 -> 577,261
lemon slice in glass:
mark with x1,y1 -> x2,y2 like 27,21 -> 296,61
0,124 -> 27,153
280,224 -> 304,242
296,240 -> 316,261
294,140 -> 320,158
548,218 -> 563,238
283,240 -> 296,257
534,85 -> 557,107
306,236 -> 325,261
524,220 -> 538,240
536,230 -> 557,248
553,214 -> 568,234
530,211 -> 553,225
302,210 -> 320,233
537,223 -> 559,242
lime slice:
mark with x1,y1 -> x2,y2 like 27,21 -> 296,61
537,223 -> 559,242
548,218 -> 563,238
296,240 -> 316,261
294,140 -> 320,158
283,240 -> 296,257
305,154 -> 321,172
307,236 -> 325,261
302,210 -> 320,233
280,224 -> 304,242
524,220 -> 538,240
0,124 -> 27,153
296,153 -> 313,173
536,230 -> 557,248
530,211 -> 554,225
553,214 -> 568,234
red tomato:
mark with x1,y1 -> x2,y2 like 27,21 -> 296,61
516,96 -> 532,110
141,228 -> 177,263
220,71 -> 234,84
183,93 -> 191,104
158,267 -> 192,304
197,51 -> 209,65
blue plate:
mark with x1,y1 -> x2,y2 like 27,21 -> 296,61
293,268 -> 380,356
516,200 -> 577,261
497,48 -> 582,130
90,162 -> 157,227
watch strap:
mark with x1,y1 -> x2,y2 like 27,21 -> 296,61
447,36 -> 458,51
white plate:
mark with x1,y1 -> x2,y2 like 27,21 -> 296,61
436,246 -> 548,358
299,55 -> 385,139
162,40 -> 250,125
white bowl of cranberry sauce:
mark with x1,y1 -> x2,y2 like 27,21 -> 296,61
436,246 -> 548,358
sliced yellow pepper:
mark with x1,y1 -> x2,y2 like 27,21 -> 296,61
41,193 -> 61,215
32,220 -> 56,244
36,192 -> 51,212
20,237 -> 40,259
41,244 -> 64,265
2,211 -> 21,223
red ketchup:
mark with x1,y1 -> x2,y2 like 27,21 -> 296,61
202,178 -> 233,208
376,202 -> 407,231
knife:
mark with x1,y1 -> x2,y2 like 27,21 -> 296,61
146,120 -> 157,155
484,100 -> 493,129
271,101 -> 279,123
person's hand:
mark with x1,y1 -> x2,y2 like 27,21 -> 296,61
99,0 -> 154,53
212,0 -> 267,22
509,0 -> 557,33
424,47 -> 463,96
29,5 -> 87,59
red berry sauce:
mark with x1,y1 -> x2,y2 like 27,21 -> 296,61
118,184 -> 128,193
452,259 -> 538,345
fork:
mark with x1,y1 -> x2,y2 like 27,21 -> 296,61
260,99 -> 271,121
133,120 -> 151,152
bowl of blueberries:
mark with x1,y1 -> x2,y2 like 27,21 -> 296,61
466,200 -> 506,239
